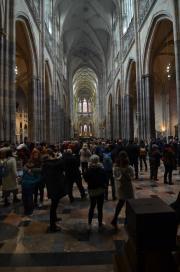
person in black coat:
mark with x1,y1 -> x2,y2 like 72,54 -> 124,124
126,140 -> 140,179
42,149 -> 67,232
62,149 -> 86,202
83,154 -> 108,231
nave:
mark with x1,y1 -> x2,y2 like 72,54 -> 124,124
0,166 -> 180,272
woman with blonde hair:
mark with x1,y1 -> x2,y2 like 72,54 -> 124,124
111,150 -> 134,229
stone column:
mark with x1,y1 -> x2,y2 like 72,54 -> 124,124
134,0 -> 143,140
40,0 -> 46,142
142,74 -> 155,140
173,0 -> 180,137
28,77 -> 38,142
60,108 -> 64,140
9,38 -> 16,144
0,30 -> 5,141
124,94 -> 130,139
4,34 -> 10,141
121,96 -> 125,139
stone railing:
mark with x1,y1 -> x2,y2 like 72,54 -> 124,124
25,0 -> 40,27
122,19 -> 135,57
138,0 -> 157,27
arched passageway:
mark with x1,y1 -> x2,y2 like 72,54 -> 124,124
73,67 -> 97,138
15,20 -> 36,143
148,19 -> 177,139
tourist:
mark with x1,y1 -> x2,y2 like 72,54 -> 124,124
111,150 -> 134,229
83,154 -> 107,231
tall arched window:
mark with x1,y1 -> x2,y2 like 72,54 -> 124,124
84,124 -> 88,134
88,99 -> 92,113
83,98 -> 88,113
45,0 -> 53,34
122,0 -> 134,34
78,99 -> 82,112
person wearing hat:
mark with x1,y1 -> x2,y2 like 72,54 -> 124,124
83,154 -> 107,231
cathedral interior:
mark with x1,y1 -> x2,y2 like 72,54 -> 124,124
0,0 -> 180,271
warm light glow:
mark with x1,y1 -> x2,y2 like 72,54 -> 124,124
161,125 -> 166,132
15,65 -> 18,76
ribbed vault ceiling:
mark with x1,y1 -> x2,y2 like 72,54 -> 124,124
55,0 -> 118,99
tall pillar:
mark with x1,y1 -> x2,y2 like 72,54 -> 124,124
29,77 -> 38,142
173,0 -> 180,138
4,34 -> 10,141
125,94 -> 130,139
134,0 -> 143,140
0,30 -> 5,141
9,39 -> 16,143
142,75 -> 155,140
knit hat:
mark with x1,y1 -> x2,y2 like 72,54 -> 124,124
89,154 -> 100,165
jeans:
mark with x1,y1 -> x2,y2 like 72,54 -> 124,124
88,194 -> 104,226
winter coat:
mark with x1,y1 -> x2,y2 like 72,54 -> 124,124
62,153 -> 81,181
113,165 -> 134,200
83,164 -> 107,197
162,148 -> 176,169
79,148 -> 91,162
2,157 -> 17,192
42,158 -> 66,200
126,143 -> 140,163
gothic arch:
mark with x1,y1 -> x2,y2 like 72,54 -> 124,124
15,14 -> 38,76
15,16 -> 39,142
143,13 -> 173,75
143,15 -> 177,138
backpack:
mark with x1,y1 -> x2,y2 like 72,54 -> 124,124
103,152 -> 113,171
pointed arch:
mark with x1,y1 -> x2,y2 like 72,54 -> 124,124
15,15 -> 39,142
125,60 -> 137,139
143,15 -> 177,138
15,14 -> 38,77
142,13 -> 173,75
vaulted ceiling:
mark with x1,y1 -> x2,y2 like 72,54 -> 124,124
55,0 -> 119,101
55,0 -> 118,74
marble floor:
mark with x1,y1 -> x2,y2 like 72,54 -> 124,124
0,164 -> 180,272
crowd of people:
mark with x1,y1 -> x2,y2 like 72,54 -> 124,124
0,137 -> 179,232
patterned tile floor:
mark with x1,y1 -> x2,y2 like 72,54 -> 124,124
0,165 -> 180,272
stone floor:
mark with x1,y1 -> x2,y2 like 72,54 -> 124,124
0,164 -> 180,272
